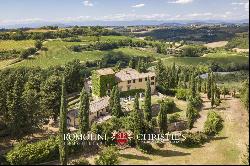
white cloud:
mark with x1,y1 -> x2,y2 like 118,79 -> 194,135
83,0 -> 93,7
232,1 -> 249,11
101,13 -> 170,21
188,12 -> 212,17
168,0 -> 193,4
132,3 -> 145,8
1,18 -> 44,24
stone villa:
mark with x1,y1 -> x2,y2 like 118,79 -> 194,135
91,67 -> 156,97
67,67 -> 156,128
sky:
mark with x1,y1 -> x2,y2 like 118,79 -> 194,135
0,0 -> 249,25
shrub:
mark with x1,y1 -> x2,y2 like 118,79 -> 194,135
95,146 -> 119,165
0,154 -> 9,165
137,143 -> 154,154
35,40 -> 42,49
19,47 -> 36,59
188,95 -> 203,108
41,46 -> 48,51
176,89 -> 190,100
6,137 -> 59,165
165,98 -> 176,113
69,157 -> 90,165
178,131 -> 208,147
168,113 -> 181,123
204,111 -> 223,136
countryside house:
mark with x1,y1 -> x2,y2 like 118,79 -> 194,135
91,67 -> 156,97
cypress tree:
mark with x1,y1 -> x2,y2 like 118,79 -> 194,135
144,78 -> 152,121
211,78 -> 215,108
186,103 -> 196,129
207,73 -> 211,99
197,76 -> 202,92
59,77 -> 68,165
132,94 -> 143,145
190,73 -> 196,98
78,87 -> 90,135
128,59 -> 134,68
111,87 -> 122,117
222,86 -> 226,98
158,102 -> 168,134
214,84 -> 221,107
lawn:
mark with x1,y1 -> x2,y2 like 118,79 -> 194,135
0,40 -> 35,51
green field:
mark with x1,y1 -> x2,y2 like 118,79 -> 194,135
12,40 -> 105,68
162,51 -> 248,67
113,47 -> 166,58
8,38 -> 165,68
0,40 -> 35,51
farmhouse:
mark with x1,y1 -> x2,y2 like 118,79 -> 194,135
91,67 -> 156,97
67,96 -> 110,128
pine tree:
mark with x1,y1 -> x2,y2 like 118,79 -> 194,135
132,94 -> 143,145
59,77 -> 68,165
78,87 -> 90,134
144,79 -> 152,121
6,76 -> 25,137
40,75 -> 62,122
22,82 -> 41,133
157,102 -> 168,133
111,87 -> 122,117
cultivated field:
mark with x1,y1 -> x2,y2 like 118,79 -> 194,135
0,40 -> 35,51
162,51 -> 248,68
204,41 -> 228,48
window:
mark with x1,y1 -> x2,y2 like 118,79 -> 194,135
151,82 -> 154,85
151,76 -> 155,80
133,79 -> 136,83
145,77 -> 147,81
139,78 -> 142,82
128,80 -> 131,84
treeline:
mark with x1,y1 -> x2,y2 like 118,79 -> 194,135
0,27 -> 120,40
180,45 -> 207,57
137,26 -> 249,42
0,60 -> 82,138
70,38 -> 149,52
225,32 -> 249,49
